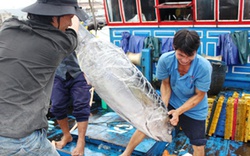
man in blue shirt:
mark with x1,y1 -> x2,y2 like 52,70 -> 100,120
50,52 -> 91,156
121,29 -> 212,156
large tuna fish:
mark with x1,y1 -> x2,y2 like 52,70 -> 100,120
76,25 -> 174,142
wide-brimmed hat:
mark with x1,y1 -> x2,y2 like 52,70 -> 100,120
22,0 -> 89,21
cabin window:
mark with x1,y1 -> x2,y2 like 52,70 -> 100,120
157,0 -> 193,21
196,0 -> 214,20
123,0 -> 138,22
106,0 -> 122,22
243,0 -> 250,20
140,0 -> 157,21
219,0 -> 239,20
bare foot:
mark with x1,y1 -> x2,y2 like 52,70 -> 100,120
55,134 -> 73,149
71,139 -> 85,156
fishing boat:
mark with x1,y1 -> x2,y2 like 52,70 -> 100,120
47,0 -> 250,155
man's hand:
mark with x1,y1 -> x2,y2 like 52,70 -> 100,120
168,109 -> 180,126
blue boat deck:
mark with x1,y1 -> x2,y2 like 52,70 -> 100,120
47,97 -> 250,156
47,111 -> 157,156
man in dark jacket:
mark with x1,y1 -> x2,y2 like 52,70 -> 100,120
0,0 -> 88,155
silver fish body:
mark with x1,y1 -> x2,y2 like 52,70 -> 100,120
76,26 -> 173,142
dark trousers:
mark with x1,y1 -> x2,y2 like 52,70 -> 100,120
50,73 -> 91,122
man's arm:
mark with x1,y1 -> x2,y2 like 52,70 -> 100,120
168,88 -> 206,126
175,88 -> 206,115
160,78 -> 171,107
